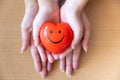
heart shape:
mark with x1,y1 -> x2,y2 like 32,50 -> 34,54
40,22 -> 73,54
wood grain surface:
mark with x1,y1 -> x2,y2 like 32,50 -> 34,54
0,0 -> 120,80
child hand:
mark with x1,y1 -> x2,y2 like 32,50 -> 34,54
33,0 -> 59,62
59,0 -> 89,59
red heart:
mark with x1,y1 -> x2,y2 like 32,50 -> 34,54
40,22 -> 73,54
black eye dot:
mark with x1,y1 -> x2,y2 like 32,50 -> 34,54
50,30 -> 53,34
58,30 -> 61,34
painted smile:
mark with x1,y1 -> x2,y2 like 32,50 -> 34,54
48,36 -> 64,44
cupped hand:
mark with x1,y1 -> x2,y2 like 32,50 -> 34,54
59,0 -> 89,60
31,34 -> 53,78
33,0 -> 60,62
58,0 -> 90,76
21,0 -> 57,78
59,11 -> 90,76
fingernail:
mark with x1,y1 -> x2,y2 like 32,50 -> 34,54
49,60 -> 54,63
72,43 -> 78,49
73,67 -> 78,71
55,56 -> 59,60
34,41 -> 39,46
21,50 -> 23,54
41,75 -> 45,79
68,74 -> 72,77
66,70 -> 72,77
21,47 -> 24,54
84,46 -> 88,53
60,69 -> 65,72
71,45 -> 75,50
60,65 -> 65,72
34,42 -> 37,46
73,63 -> 78,70
59,55 -> 63,59
67,72 -> 72,77
36,67 -> 42,72
40,73 -> 46,79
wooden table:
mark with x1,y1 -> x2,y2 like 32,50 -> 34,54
0,0 -> 120,80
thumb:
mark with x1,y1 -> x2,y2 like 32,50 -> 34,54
21,2 -> 38,53
21,24 -> 31,53
70,17 -> 83,49
81,12 -> 90,52
33,7 -> 59,46
33,10 -> 48,46
61,12 -> 83,49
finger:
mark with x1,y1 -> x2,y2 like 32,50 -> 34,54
59,57 -> 66,72
21,27 -> 30,53
46,51 -> 54,63
21,9 -> 31,53
33,11 -> 46,46
40,62 -> 47,78
81,12 -> 90,52
73,44 -> 81,70
30,36 -> 42,72
37,44 -> 47,62
66,53 -> 73,77
59,47 -> 72,59
52,53 -> 59,60
30,45 -> 42,72
69,17 -> 83,49
47,61 -> 52,72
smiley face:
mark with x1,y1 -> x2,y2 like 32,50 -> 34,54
48,30 -> 64,44
40,22 -> 73,54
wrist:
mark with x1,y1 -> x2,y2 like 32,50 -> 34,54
38,0 -> 58,6
39,0 -> 59,12
24,0 -> 38,8
64,0 -> 88,12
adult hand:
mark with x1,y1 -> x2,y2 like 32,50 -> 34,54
21,0 -> 56,78
58,0 -> 90,76
59,11 -> 90,76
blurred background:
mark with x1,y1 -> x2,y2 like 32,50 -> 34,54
0,0 -> 120,80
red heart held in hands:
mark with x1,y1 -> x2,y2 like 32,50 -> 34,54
40,22 -> 73,54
